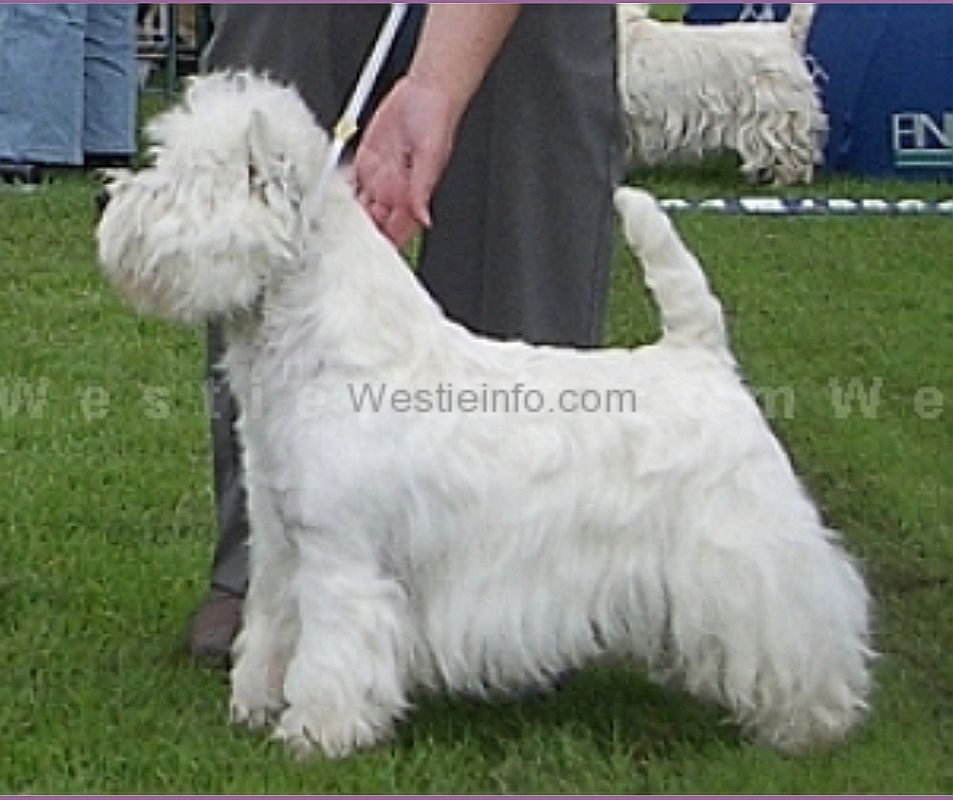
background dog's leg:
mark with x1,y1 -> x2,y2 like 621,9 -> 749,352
229,474 -> 299,729
273,535 -> 413,759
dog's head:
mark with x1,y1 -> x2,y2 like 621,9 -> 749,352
97,71 -> 328,324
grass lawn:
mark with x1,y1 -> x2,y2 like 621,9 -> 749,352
1,137 -> 951,792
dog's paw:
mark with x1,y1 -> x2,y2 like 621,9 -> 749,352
229,648 -> 289,730
229,695 -> 283,730
271,703 -> 393,760
229,669 -> 285,730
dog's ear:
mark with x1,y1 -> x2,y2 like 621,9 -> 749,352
247,109 -> 272,174
246,108 -> 305,214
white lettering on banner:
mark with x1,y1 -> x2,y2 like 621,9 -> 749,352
893,112 -> 953,169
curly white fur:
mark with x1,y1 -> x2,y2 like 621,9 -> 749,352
617,4 -> 827,185
97,72 -> 872,759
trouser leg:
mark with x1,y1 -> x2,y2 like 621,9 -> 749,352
83,3 -> 137,158
417,5 -> 623,347
0,4 -> 84,164
206,322 -> 249,596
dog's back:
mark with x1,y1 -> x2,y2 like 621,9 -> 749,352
617,4 -> 815,47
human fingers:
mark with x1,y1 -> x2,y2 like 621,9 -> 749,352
405,145 -> 445,231
380,205 -> 421,250
354,168 -> 418,247
354,156 -> 405,228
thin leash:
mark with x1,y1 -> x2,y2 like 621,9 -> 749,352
310,3 -> 409,214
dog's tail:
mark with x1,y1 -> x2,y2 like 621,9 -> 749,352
787,3 -> 816,51
614,187 -> 730,359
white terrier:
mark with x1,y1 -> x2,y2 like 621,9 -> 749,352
617,4 -> 827,185
98,73 -> 871,759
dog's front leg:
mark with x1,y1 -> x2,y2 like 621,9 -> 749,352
271,533 -> 413,759
229,471 -> 299,729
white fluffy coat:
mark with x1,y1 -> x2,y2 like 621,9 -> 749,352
97,73 -> 871,759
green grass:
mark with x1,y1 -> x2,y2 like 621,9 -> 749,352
2,148 -> 951,792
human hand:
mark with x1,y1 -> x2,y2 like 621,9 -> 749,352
353,76 -> 458,249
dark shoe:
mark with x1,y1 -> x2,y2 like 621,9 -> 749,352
188,588 -> 243,666
0,161 -> 43,184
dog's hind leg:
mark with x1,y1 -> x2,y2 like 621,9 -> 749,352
229,475 -> 299,729
655,482 -> 872,753
272,534 -> 413,759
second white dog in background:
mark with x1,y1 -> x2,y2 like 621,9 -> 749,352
617,4 -> 827,185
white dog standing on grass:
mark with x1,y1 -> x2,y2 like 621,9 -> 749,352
617,4 -> 827,185
97,73 -> 871,759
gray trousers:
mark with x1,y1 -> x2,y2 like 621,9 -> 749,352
204,4 -> 623,595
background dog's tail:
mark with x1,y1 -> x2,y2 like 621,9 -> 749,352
787,3 -> 816,52
616,3 -> 652,28
614,187 -> 730,359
